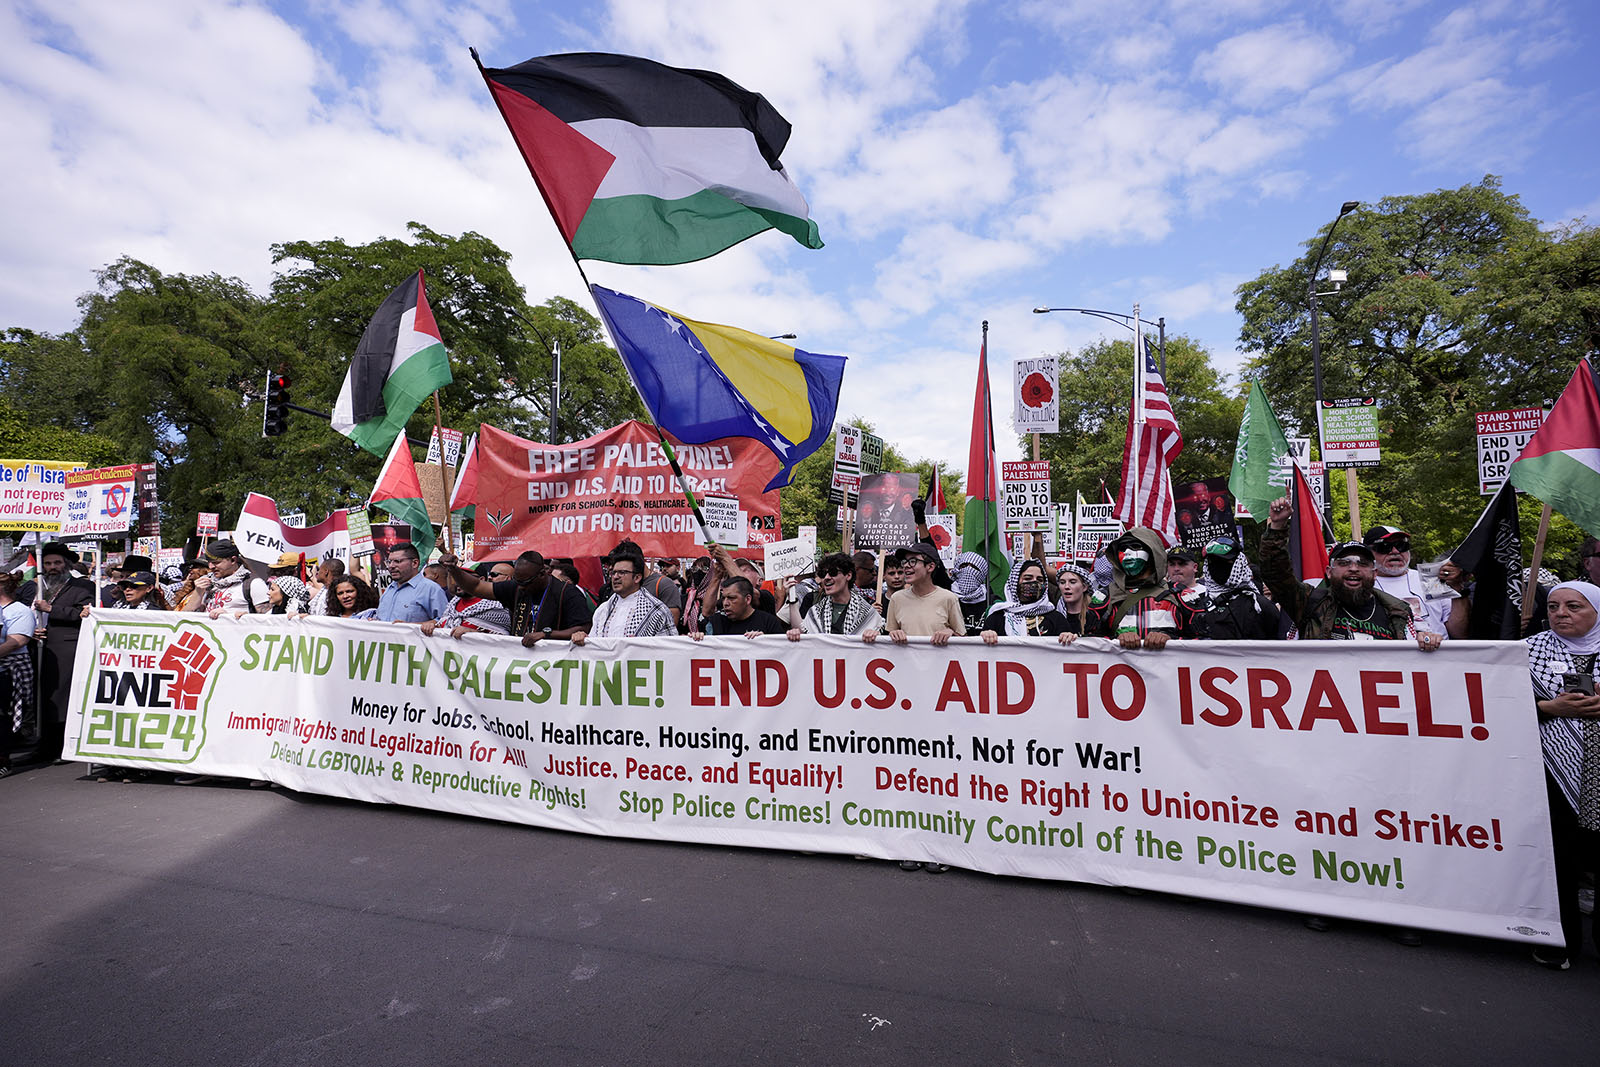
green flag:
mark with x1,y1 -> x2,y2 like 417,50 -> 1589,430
1228,381 -> 1293,522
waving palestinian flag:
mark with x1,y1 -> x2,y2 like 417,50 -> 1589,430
333,271 -> 452,457
1509,358 -> 1600,538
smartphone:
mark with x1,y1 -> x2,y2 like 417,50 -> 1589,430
1562,672 -> 1596,696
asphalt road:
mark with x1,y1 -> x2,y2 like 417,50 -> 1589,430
2,761 -> 1596,1066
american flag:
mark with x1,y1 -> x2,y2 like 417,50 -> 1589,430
1114,329 -> 1184,545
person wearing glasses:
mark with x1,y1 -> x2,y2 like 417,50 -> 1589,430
575,543 -> 674,641
1364,525 -> 1462,639
876,544 -> 962,647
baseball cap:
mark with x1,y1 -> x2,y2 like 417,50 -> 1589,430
1328,541 -> 1376,564
891,543 -> 940,566
1363,525 -> 1410,550
205,539 -> 242,560
1166,546 -> 1198,564
119,570 -> 158,589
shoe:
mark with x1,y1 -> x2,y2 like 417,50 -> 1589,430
0,764 -> 13,780
248,779 -> 273,788
924,863 -> 951,874
1532,947 -> 1571,970
898,860 -> 923,871
173,774 -> 213,786
1388,927 -> 1423,947
1303,915 -> 1333,932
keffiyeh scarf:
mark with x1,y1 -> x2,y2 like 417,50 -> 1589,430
3,646 -> 33,733
441,595 -> 512,635
595,589 -> 674,638
952,552 -> 989,605
990,561 -> 1057,636
804,593 -> 881,635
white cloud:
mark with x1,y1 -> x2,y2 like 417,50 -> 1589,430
1195,22 -> 1350,107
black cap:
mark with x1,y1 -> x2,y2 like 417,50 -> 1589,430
891,543 -> 940,566
1166,546 -> 1198,564
204,539 -> 242,560
1328,541 -> 1376,563
1362,525 -> 1410,548
119,570 -> 158,588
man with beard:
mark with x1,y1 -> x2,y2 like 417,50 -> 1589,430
433,549 -> 590,646
1364,525 -> 1463,639
32,543 -> 97,761
577,542 -> 674,641
1260,498 -> 1438,648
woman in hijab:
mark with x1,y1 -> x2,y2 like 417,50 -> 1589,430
980,559 -> 1073,644
1528,580 -> 1600,969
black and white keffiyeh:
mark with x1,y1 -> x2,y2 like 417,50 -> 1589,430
3,646 -> 33,733
990,560 -> 1056,636
440,595 -> 512,635
952,552 -> 989,605
1530,581 -> 1600,827
593,589 -> 674,638
803,593 -> 882,635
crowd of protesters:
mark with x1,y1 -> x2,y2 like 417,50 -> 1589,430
4,495 -> 1600,969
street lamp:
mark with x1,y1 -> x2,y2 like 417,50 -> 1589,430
1031,306 -> 1166,377
1306,200 -> 1360,511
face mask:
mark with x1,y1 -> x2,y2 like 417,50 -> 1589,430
1118,548 -> 1151,575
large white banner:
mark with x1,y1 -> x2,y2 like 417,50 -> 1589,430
67,617 -> 1558,944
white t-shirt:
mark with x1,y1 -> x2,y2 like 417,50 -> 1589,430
1374,569 -> 1450,636
1,599 -> 37,642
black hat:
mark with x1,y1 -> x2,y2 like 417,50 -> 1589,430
1166,546 -> 1198,564
204,539 -> 242,560
122,554 -> 154,572
40,541 -> 78,563
1328,541 -> 1376,563
119,570 -> 158,589
891,543 -> 940,566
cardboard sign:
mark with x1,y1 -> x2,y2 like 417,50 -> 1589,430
1014,356 -> 1059,434
763,536 -> 815,580
1001,461 -> 1052,531
1319,398 -> 1381,468
1476,407 -> 1545,495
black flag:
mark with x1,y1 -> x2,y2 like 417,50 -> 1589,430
1449,481 -> 1527,638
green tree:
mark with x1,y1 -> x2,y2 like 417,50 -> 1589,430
1235,176 -> 1600,560
1034,335 -> 1243,507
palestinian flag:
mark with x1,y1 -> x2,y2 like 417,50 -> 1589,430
1508,357 -> 1600,538
369,434 -> 436,562
963,338 -> 1008,606
333,271 -> 453,456
475,51 -> 823,265
1287,463 -> 1328,583
449,433 -> 478,520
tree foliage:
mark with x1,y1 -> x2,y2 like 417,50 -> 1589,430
1235,176 -> 1600,566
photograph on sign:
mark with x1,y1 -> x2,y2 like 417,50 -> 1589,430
854,472 -> 920,548
1013,356 -> 1059,434
1174,476 -> 1237,549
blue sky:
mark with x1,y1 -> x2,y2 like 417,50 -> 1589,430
3,0 -> 1596,471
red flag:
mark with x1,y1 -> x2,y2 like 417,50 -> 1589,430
962,336 -> 1007,603
1114,331 -> 1183,544
1289,463 -> 1328,582
924,463 -> 947,513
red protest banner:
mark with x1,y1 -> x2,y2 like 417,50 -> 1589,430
473,420 -> 781,558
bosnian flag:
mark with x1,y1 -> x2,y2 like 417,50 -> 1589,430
1508,357 -> 1600,539
476,51 -> 823,265
332,271 -> 452,456
233,494 -> 351,568
369,434 -> 435,561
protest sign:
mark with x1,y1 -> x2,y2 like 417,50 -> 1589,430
197,512 -> 219,536
67,618 -> 1558,945
854,472 -> 920,549
344,509 -> 374,556
134,463 -> 160,538
1074,493 -> 1122,561
60,465 -> 139,538
831,425 -> 863,495
0,459 -> 85,531
132,536 -> 161,560
1476,408 -> 1545,496
1283,438 -> 1326,509
233,493 -> 352,567
697,494 -> 745,548
1319,398 -> 1381,468
926,514 -> 957,566
1001,461 -> 1052,531
476,420 -> 780,559
158,547 -> 185,571
763,536 -> 815,580
860,431 -> 884,475
1014,356 -> 1059,434
426,426 -> 465,469
797,525 -> 817,558
1174,477 -> 1237,550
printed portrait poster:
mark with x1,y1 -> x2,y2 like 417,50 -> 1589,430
1174,476 -> 1238,550
853,472 -> 921,549
474,420 -> 780,559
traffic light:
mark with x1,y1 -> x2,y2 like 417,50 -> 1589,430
263,372 -> 290,436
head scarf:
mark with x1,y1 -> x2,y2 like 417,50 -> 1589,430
951,552 -> 989,605
1546,581 -> 1600,655
989,559 -> 1056,634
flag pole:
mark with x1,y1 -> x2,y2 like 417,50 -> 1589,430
1522,503 -> 1552,633
431,391 -> 454,554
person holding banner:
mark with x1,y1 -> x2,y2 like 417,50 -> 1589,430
197,541 -> 271,617
785,553 -> 883,640
879,544 -> 962,647
434,550 -> 590,644
1087,529 -> 1196,649
1053,563 -> 1094,637
693,576 -> 789,639
305,558 -> 346,616
371,544 -> 448,624
1528,581 -> 1600,969
326,575 -> 379,618
577,543 -> 673,642
980,559 -> 1074,642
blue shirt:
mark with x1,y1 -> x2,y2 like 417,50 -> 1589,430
375,574 -> 449,623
